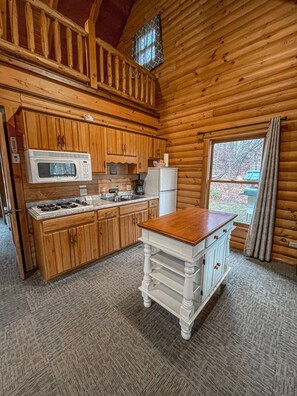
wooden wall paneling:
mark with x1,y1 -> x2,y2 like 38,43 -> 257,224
119,0 -> 297,266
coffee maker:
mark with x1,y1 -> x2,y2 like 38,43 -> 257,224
135,179 -> 144,195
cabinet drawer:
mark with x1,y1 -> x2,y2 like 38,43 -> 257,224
98,207 -> 118,220
149,199 -> 158,208
205,223 -> 231,247
120,201 -> 148,215
42,211 -> 96,233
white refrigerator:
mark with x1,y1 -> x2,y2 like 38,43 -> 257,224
144,168 -> 178,216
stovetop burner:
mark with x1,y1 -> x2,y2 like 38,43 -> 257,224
32,199 -> 91,214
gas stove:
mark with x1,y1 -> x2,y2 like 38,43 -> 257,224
30,199 -> 93,217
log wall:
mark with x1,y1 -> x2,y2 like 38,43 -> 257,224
119,0 -> 297,265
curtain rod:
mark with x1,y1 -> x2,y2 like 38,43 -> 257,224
197,116 -> 288,135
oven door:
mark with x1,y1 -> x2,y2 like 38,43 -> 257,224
33,159 -> 79,183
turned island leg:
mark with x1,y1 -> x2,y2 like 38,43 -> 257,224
180,261 -> 195,340
141,243 -> 153,308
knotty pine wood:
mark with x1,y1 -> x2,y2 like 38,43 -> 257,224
119,0 -> 297,265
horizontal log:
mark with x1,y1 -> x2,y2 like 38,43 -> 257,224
271,253 -> 297,266
230,241 -> 244,251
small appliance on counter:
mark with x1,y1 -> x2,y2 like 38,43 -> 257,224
135,179 -> 144,195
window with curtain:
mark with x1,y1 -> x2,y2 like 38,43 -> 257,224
208,138 -> 265,224
131,15 -> 163,71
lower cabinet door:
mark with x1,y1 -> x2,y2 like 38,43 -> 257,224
120,213 -> 137,248
135,209 -> 148,239
71,223 -> 99,267
43,229 -> 73,278
98,217 -> 120,256
148,207 -> 158,220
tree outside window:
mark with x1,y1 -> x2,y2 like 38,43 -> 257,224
208,138 -> 265,224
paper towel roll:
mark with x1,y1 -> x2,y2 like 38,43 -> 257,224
164,153 -> 169,167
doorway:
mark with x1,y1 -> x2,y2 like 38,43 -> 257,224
0,109 -> 25,279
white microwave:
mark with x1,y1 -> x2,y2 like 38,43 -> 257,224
24,149 -> 92,184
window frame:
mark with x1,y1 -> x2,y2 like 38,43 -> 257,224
201,132 -> 266,227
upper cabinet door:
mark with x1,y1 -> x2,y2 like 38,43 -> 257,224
107,128 -> 124,155
138,134 -> 150,173
89,125 -> 107,173
107,128 -> 137,157
152,138 -> 166,159
21,110 -> 91,153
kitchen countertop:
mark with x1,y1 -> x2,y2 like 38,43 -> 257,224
27,194 -> 159,221
138,207 -> 237,246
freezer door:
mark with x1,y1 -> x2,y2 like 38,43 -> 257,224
159,190 -> 177,216
159,168 -> 178,191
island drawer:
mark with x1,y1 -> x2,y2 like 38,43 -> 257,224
120,201 -> 148,215
42,211 -> 96,233
98,207 -> 118,220
205,221 -> 233,247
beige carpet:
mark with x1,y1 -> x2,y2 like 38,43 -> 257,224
0,219 -> 296,396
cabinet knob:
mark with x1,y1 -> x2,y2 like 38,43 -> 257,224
223,229 -> 227,233
214,235 -> 219,240
217,263 -> 221,267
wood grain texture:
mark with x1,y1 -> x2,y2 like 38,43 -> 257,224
139,207 -> 236,246
119,0 -> 297,265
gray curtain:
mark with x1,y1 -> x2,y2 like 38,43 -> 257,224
244,117 -> 281,262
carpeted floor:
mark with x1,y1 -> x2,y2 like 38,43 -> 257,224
0,219 -> 297,396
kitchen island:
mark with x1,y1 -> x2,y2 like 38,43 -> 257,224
138,207 -> 237,340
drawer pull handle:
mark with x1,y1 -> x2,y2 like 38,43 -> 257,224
223,229 -> 227,233
214,235 -> 219,240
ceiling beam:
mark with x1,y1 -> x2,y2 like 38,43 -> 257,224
88,0 -> 103,24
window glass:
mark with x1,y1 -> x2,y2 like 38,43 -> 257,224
209,138 -> 264,224
132,15 -> 163,71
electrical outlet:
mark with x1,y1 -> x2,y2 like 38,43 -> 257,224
79,185 -> 87,196
289,241 -> 297,249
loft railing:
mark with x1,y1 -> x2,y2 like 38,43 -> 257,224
0,0 -> 157,109
96,38 -> 156,107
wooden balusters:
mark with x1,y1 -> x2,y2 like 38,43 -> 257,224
145,75 -> 149,103
122,60 -> 126,93
40,10 -> 49,58
84,19 -> 97,88
8,0 -> 19,45
129,64 -> 132,96
53,18 -> 61,64
150,79 -> 155,106
135,69 -> 139,99
77,33 -> 83,74
115,55 -> 119,90
25,1 -> 35,52
140,73 -> 144,101
99,45 -> 104,83
0,0 -> 7,39
66,26 -> 73,68
107,51 -> 112,86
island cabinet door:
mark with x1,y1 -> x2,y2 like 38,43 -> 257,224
98,217 -> 120,256
212,236 -> 226,287
70,223 -> 99,267
202,245 -> 216,300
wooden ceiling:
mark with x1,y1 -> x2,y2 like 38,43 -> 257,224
49,0 -> 135,48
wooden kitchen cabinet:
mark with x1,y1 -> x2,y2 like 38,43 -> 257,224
148,199 -> 159,220
20,110 -> 91,153
107,128 -> 137,157
119,201 -> 148,248
89,125 -> 107,173
98,208 -> 120,256
152,138 -> 166,159
33,211 -> 98,280
137,134 -> 151,173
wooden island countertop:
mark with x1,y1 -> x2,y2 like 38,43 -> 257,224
138,207 -> 237,246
